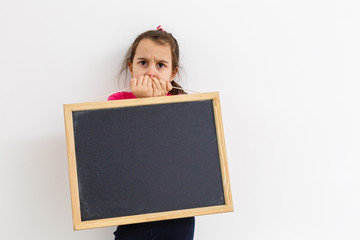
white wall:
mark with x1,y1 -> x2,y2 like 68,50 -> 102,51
1,0 -> 359,239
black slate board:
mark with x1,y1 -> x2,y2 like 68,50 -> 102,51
72,100 -> 225,221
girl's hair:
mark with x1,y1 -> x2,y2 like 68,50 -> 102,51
119,29 -> 186,95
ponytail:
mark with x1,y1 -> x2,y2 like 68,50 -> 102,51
169,80 -> 187,95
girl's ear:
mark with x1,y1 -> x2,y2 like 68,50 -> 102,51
171,67 -> 178,81
128,61 -> 133,76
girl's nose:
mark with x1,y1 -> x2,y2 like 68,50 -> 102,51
146,65 -> 156,77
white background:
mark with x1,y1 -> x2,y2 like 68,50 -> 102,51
1,0 -> 359,239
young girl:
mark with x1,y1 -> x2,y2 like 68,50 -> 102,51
108,26 -> 195,240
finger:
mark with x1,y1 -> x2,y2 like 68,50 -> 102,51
151,80 -> 159,91
152,77 -> 162,92
160,80 -> 167,93
166,81 -> 173,92
152,81 -> 159,96
147,76 -> 152,88
143,75 -> 149,87
130,78 -> 137,88
138,76 -> 144,86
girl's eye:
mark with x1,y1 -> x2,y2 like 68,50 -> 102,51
158,63 -> 165,68
139,61 -> 147,66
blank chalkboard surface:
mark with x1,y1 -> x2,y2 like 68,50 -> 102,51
64,92 -> 233,230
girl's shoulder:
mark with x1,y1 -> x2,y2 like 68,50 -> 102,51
108,91 -> 137,101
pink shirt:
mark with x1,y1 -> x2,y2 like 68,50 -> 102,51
108,92 -> 137,100
108,92 -> 173,101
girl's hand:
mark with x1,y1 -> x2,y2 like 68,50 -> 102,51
130,75 -> 153,98
151,77 -> 173,97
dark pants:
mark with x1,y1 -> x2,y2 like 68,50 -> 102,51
114,217 -> 195,240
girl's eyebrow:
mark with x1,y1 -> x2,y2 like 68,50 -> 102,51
136,57 -> 169,63
136,57 -> 148,61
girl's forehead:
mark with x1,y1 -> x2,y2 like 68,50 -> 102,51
135,39 -> 172,59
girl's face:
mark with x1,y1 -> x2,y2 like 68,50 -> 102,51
128,38 -> 177,82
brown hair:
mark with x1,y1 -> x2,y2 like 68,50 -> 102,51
119,29 -> 186,95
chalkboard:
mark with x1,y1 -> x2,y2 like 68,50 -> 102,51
64,92 -> 233,230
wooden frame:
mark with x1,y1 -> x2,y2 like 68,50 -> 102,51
64,92 -> 233,230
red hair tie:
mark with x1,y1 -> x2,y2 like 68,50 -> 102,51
157,25 -> 164,32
